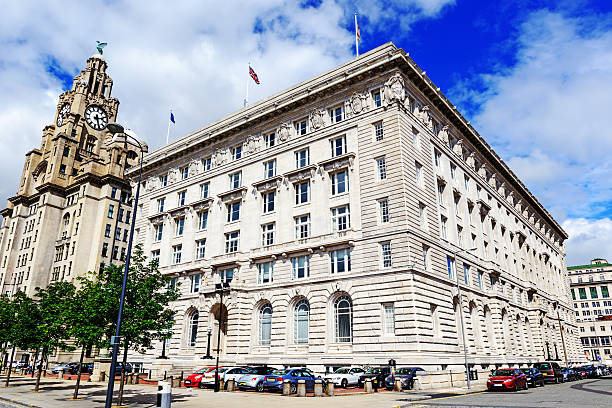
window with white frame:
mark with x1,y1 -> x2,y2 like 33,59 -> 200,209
175,217 -> 184,236
415,162 -> 423,187
294,214 -> 310,239
291,256 -> 310,279
434,150 -> 441,168
154,224 -> 163,241
177,190 -> 186,206
258,304 -> 272,345
200,183 -> 209,199
187,311 -> 198,347
422,245 -> 429,270
265,132 -> 276,148
330,135 -> 347,157
294,300 -> 310,344
231,145 -> 242,161
372,90 -> 382,107
190,274 -> 200,292
376,157 -> 387,180
295,148 -> 310,168
457,225 -> 463,247
334,296 -> 353,342
331,248 -> 351,273
263,191 -> 275,213
450,164 -> 456,179
295,118 -> 307,136
383,304 -> 395,335
196,239 -> 206,259
441,216 -> 448,239
374,122 -> 383,141
329,105 -> 344,123
263,159 -> 276,178
219,268 -> 234,284
331,205 -> 350,231
437,182 -> 445,206
477,271 -> 483,289
463,263 -> 470,285
331,170 -> 348,195
446,256 -> 455,279
151,249 -> 160,262
198,211 -> 208,230
464,175 -> 469,191
454,195 -> 460,216
159,174 -> 168,187
226,201 -> 240,222
257,262 -> 273,284
172,245 -> 182,264
261,223 -> 275,246
379,199 -> 390,223
295,181 -> 310,204
157,198 -> 165,213
412,129 -> 420,149
419,203 -> 427,229
225,231 -> 239,253
229,172 -> 242,189
381,242 -> 392,268
180,166 -> 189,180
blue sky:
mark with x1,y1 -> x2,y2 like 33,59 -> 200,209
1,0 -> 612,264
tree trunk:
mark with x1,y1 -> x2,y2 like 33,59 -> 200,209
4,346 -> 15,387
117,342 -> 129,406
31,348 -> 39,378
72,345 -> 86,399
34,348 -> 47,392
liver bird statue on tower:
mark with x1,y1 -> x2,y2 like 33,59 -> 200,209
96,41 -> 108,55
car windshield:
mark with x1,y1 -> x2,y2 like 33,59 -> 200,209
216,368 -> 228,373
492,370 -> 514,376
534,363 -> 551,369
520,369 -> 531,374
396,368 -> 414,375
365,368 -> 382,374
251,367 -> 274,375
334,368 -> 350,374
194,367 -> 212,374
270,369 -> 289,376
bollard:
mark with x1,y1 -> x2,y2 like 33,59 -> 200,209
169,376 -> 174,388
135,374 -> 140,384
128,374 -> 133,384
149,369 -> 152,379
218,378 -> 224,391
364,378 -> 373,393
394,378 -> 403,392
373,377 -> 379,392
282,379 -> 292,395
42,369 -> 47,377
157,381 -> 171,408
226,378 -> 235,392
58,369 -> 64,379
101,371 -> 106,381
297,380 -> 306,397
325,379 -> 335,396
314,380 -> 323,397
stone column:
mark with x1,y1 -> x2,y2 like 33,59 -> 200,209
282,379 -> 292,395
226,378 -> 235,392
297,380 -> 306,397
314,380 -> 323,396
364,378 -> 373,393
325,379 -> 335,396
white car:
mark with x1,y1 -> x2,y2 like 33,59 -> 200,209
327,367 -> 365,388
222,367 -> 252,388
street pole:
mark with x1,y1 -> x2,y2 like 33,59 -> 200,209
204,328 -> 213,359
556,309 -> 569,367
214,285 -> 224,392
104,124 -> 143,408
453,247 -> 476,390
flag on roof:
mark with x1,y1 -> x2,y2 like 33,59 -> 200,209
170,111 -> 175,124
356,20 -> 361,42
249,65 -> 260,84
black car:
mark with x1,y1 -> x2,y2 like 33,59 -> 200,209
358,366 -> 391,389
520,368 -> 545,387
532,362 -> 563,384
114,363 -> 133,375
384,367 -> 425,390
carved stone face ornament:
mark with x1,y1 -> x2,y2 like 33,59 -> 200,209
309,109 -> 326,131
277,123 -> 291,142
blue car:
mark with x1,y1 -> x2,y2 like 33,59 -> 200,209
262,368 -> 325,393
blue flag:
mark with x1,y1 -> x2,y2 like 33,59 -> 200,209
170,112 -> 175,124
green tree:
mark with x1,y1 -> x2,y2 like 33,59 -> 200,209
4,292 -> 40,387
0,294 -> 17,385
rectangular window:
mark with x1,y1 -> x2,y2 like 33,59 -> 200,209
329,105 -> 344,123
434,150 -> 441,168
331,205 -> 350,231
379,199 -> 390,223
115,227 -> 121,240
457,225 -> 463,247
203,157 -> 212,171
172,245 -> 182,264
295,119 -> 307,136
104,224 -> 111,238
381,242 -> 392,268
159,174 -> 168,187
419,203 -> 427,228
590,287 -> 599,299
263,191 -> 275,213
441,216 -> 448,239
330,135 -> 347,157
372,90 -> 382,107
374,122 -> 384,141
118,208 -> 124,222
151,249 -> 160,262
464,176 -> 469,191
175,218 -> 184,236
602,286 -> 610,298
579,288 -> 587,300
180,166 -> 189,180
383,304 -> 395,335
154,224 -> 163,241
447,256 -> 455,279
331,248 -> 351,273
463,264 -> 470,285
376,157 -> 387,180
190,274 -> 200,293
295,214 -> 311,239
331,170 -> 349,195
229,172 -> 242,189
225,231 -> 239,253
258,262 -> 274,284
261,223 -> 275,246
265,132 -> 276,148
177,191 -> 186,206
415,163 -> 423,187
291,256 -> 310,279
477,271 -> 483,289
450,164 -> 456,179
412,129 -> 420,150
108,205 -> 114,218
226,201 -> 241,222
263,159 -> 276,178
220,268 -> 234,284
157,198 -> 165,213
195,239 -> 206,259
295,148 -> 310,168
422,245 -> 429,270
111,187 -> 118,198
437,182 -> 445,206
198,211 -> 208,230
231,145 -> 242,161
295,181 -> 310,204
200,183 -> 209,199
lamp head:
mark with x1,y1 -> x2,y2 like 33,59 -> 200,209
106,122 -> 125,134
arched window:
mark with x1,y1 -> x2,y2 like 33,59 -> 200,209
187,311 -> 199,347
294,300 -> 310,344
258,304 -> 272,345
334,296 -> 353,343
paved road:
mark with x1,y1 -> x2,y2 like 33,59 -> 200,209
405,377 -> 612,408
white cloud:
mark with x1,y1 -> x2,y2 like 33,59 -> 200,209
562,218 -> 612,266
0,0 -> 455,207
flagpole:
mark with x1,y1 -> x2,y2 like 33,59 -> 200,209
166,109 -> 171,144
244,63 -> 249,108
355,12 -> 359,57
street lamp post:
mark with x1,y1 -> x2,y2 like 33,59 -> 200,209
213,274 -> 229,393
103,123 -> 144,408
204,328 -> 213,359
452,246 -> 477,390
545,341 -> 551,360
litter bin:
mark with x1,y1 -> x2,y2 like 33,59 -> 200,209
157,381 -> 171,408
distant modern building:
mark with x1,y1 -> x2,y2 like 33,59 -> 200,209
0,53 -> 144,299
124,42 -> 582,374
568,258 -> 612,364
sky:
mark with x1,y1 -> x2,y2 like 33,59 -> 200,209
1,0 -> 611,266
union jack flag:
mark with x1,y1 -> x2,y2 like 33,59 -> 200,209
356,22 -> 361,42
249,66 -> 260,84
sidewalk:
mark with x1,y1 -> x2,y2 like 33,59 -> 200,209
0,374 -> 486,408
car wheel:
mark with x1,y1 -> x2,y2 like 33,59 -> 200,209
224,382 -> 228,390
290,383 -> 297,394
554,376 -> 559,384
341,379 -> 348,388
407,380 -> 413,390
198,382 -> 204,389
513,383 -> 518,392
256,382 -> 264,392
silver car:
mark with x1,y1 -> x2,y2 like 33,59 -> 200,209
236,366 -> 278,392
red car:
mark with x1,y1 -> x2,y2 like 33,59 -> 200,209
487,368 -> 528,391
184,366 -> 216,388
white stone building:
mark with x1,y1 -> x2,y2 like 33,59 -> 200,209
128,43 -> 582,374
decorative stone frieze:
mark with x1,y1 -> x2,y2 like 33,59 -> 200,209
217,186 -> 248,203
168,206 -> 189,218
282,165 -> 317,186
317,152 -> 356,174
252,175 -> 283,193
438,124 -> 450,145
243,135 -> 263,154
277,123 -> 292,142
346,92 -> 368,117
213,148 -> 229,167
383,73 -> 406,106
190,197 -> 214,212
309,109 -> 327,131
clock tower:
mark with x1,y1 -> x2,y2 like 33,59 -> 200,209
0,50 -> 146,305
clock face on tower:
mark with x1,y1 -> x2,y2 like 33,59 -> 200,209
56,103 -> 70,127
84,105 -> 108,130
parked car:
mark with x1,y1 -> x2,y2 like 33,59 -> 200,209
221,367 -> 252,388
358,366 -> 392,388
262,368 -> 325,393
487,368 -> 528,391
114,362 -> 133,375
384,367 -> 425,390
51,363 -> 73,374
327,367 -> 365,388
561,367 -> 576,382
533,362 -> 563,384
520,368 -> 544,387
184,366 -> 216,388
575,366 -> 589,380
236,366 -> 278,392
